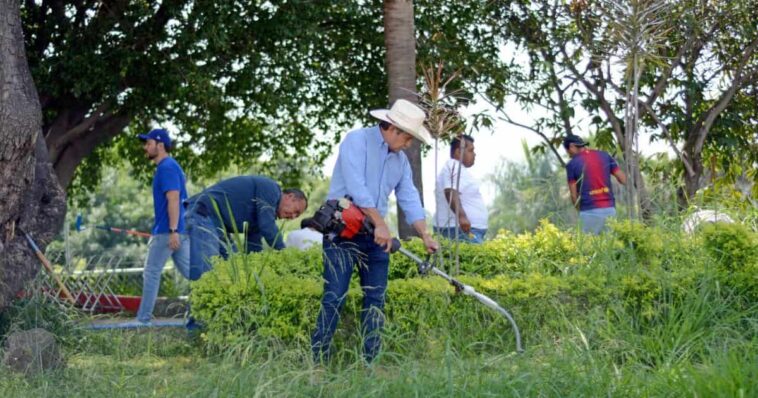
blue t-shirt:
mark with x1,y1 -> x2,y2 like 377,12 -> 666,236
565,149 -> 619,211
152,157 -> 188,234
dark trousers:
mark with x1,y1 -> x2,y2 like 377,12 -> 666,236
311,234 -> 390,362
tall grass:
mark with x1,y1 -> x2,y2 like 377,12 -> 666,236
2,299 -> 754,397
2,220 -> 757,397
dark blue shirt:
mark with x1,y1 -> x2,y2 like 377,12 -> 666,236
188,175 -> 284,251
152,157 -> 188,235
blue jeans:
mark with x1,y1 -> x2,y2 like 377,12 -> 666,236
185,209 -> 234,281
136,233 -> 190,322
311,234 -> 389,362
434,227 -> 487,244
579,207 -> 616,234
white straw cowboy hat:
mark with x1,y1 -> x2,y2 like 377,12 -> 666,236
370,99 -> 432,145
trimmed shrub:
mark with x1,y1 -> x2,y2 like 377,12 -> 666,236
699,222 -> 758,299
190,220 -> 754,353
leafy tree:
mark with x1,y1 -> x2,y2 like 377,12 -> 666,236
0,0 -> 66,310
485,0 -> 758,214
3,0 -> 507,310
22,1 -> 391,192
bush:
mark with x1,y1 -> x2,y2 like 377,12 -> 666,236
699,222 -> 758,299
608,219 -> 665,267
190,220 -> 756,353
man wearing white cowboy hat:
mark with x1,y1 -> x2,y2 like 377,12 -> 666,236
311,98 -> 439,363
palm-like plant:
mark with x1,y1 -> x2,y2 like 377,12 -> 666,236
599,0 -> 673,219
416,63 -> 469,273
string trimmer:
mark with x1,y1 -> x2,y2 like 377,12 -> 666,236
302,197 -> 524,353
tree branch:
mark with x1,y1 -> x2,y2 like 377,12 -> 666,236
59,102 -> 111,143
689,36 -> 758,155
644,27 -> 697,108
483,95 -> 567,167
541,47 -> 575,137
53,114 -> 131,188
560,45 -> 626,146
638,100 -> 695,176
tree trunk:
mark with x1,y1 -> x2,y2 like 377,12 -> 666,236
678,147 -> 704,209
0,0 -> 67,311
51,113 -> 131,188
384,0 -> 423,239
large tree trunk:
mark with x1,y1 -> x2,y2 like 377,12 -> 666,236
0,0 -> 67,311
384,0 -> 423,239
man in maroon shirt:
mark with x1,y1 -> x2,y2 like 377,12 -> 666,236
564,135 -> 627,234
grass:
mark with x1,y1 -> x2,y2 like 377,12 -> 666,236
1,281 -> 755,397
1,221 -> 756,397
0,330 -> 754,397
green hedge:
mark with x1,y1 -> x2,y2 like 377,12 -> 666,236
190,220 -> 757,352
699,222 -> 758,300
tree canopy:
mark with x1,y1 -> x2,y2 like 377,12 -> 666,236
20,0 -> 505,200
483,0 -> 757,208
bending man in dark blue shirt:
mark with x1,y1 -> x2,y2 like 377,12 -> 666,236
185,175 -> 307,280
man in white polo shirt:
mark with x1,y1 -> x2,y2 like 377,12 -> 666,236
434,135 -> 488,243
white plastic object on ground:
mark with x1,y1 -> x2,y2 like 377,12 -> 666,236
682,209 -> 734,234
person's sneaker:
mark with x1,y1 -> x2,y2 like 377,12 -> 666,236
185,317 -> 201,331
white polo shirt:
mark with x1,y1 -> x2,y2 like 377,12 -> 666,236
434,159 -> 488,229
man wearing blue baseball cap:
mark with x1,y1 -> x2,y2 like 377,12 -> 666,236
136,128 -> 190,324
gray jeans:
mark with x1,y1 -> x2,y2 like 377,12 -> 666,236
136,233 -> 190,322
579,207 -> 616,234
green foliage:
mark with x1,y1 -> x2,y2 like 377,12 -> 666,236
20,0 -> 510,196
699,222 -> 758,299
47,165 -> 153,262
2,221 -> 757,397
607,219 -> 665,267
484,0 -> 757,207
0,278 -> 86,349
190,220 -> 755,355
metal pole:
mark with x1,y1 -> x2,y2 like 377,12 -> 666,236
397,246 -> 524,353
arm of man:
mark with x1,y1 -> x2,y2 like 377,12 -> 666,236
443,188 -> 471,233
612,168 -> 627,185
567,181 -> 579,210
608,153 -> 627,185
411,219 -> 439,254
395,157 -> 437,253
565,161 -> 581,210
166,190 -> 181,250
254,190 -> 285,251
156,163 -> 184,250
337,132 -> 375,209
362,207 -> 392,251
335,132 -> 395,250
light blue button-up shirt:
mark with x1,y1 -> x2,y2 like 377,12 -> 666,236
328,125 -> 425,224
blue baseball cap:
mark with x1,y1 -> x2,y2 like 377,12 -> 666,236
137,128 -> 172,149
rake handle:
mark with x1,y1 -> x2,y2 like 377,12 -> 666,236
96,225 -> 151,239
24,232 -> 76,305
